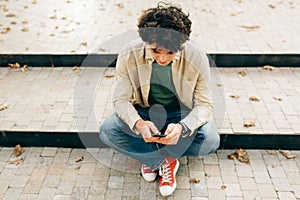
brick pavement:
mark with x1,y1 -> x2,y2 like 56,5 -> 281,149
0,0 -> 300,54
0,66 -> 300,135
0,147 -> 299,199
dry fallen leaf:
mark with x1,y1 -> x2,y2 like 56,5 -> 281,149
6,13 -> 16,17
229,94 -> 240,99
216,83 -> 223,87
9,157 -> 24,165
81,42 -> 88,46
228,148 -> 250,164
21,65 -> 28,72
221,185 -> 227,190
13,144 -> 25,157
1,27 -> 11,34
243,121 -> 256,128
22,21 -> 28,24
72,66 -> 80,72
75,156 -> 84,162
99,48 -> 106,52
0,103 -> 9,111
269,4 -> 276,9
238,71 -> 247,76
239,25 -> 260,32
249,96 -> 260,102
266,150 -> 276,155
117,3 -> 124,9
189,178 -> 201,183
279,149 -> 297,159
22,27 -> 29,32
75,166 -> 81,170
273,97 -> 282,101
262,65 -> 275,71
105,74 -> 115,78
230,11 -> 243,16
8,62 -> 21,68
10,21 -> 17,25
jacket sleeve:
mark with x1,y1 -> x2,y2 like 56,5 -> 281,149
180,54 -> 213,133
112,52 -> 142,133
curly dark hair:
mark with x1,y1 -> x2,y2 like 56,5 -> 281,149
137,2 -> 192,52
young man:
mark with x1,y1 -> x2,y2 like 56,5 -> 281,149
99,3 -> 220,197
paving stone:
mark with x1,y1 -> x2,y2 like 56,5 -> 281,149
258,184 -> 277,198
24,180 -> 42,195
267,166 -> 286,177
19,194 -> 38,200
271,177 -> 293,192
2,187 -> 23,200
10,175 -> 29,188
108,176 -> 124,189
207,189 -> 225,200
223,183 -> 242,197
277,191 -> 296,200
253,171 -> 271,184
43,175 -> 61,188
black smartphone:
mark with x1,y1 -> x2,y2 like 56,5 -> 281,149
151,133 -> 166,138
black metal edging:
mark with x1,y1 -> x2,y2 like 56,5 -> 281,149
0,53 -> 300,67
1,131 -> 300,150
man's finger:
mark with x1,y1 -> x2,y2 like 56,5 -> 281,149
148,122 -> 160,134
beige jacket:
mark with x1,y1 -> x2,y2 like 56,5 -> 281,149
113,39 -> 213,134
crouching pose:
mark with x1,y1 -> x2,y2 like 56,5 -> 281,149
99,3 -> 220,197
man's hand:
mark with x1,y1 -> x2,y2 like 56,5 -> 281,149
157,123 -> 182,145
134,119 -> 161,143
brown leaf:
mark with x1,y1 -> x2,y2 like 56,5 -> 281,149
266,150 -> 276,155
22,21 -> 28,24
6,13 -> 16,17
269,4 -> 276,9
243,121 -> 255,128
13,144 -> 25,157
75,166 -> 81,170
236,148 -> 250,163
189,178 -> 201,183
10,21 -> 17,25
75,156 -> 84,162
230,11 -> 243,16
216,83 -> 223,87
238,71 -> 247,76
249,96 -> 260,102
1,27 -> 11,34
81,42 -> 88,46
262,65 -> 275,71
227,154 -> 235,160
105,74 -> 115,78
8,62 -> 20,68
22,27 -> 29,32
0,103 -> 9,111
50,15 -> 57,19
273,96 -> 282,101
229,94 -> 240,99
21,65 -> 28,72
221,185 -> 227,190
239,25 -> 260,32
279,149 -> 297,159
99,48 -> 106,52
9,157 -> 24,165
72,66 -> 80,72
116,3 -> 124,9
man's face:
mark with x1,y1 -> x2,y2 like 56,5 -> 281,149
149,43 -> 176,66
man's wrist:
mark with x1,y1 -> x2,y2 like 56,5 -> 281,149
178,122 -> 191,138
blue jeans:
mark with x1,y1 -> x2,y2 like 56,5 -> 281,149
99,105 -> 220,169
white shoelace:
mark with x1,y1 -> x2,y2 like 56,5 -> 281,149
159,163 -> 172,183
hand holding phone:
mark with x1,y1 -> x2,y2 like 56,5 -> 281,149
151,132 -> 166,138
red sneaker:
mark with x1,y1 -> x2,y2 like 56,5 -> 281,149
159,157 -> 180,196
141,164 -> 157,182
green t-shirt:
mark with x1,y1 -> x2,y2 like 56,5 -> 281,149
148,62 -> 180,110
